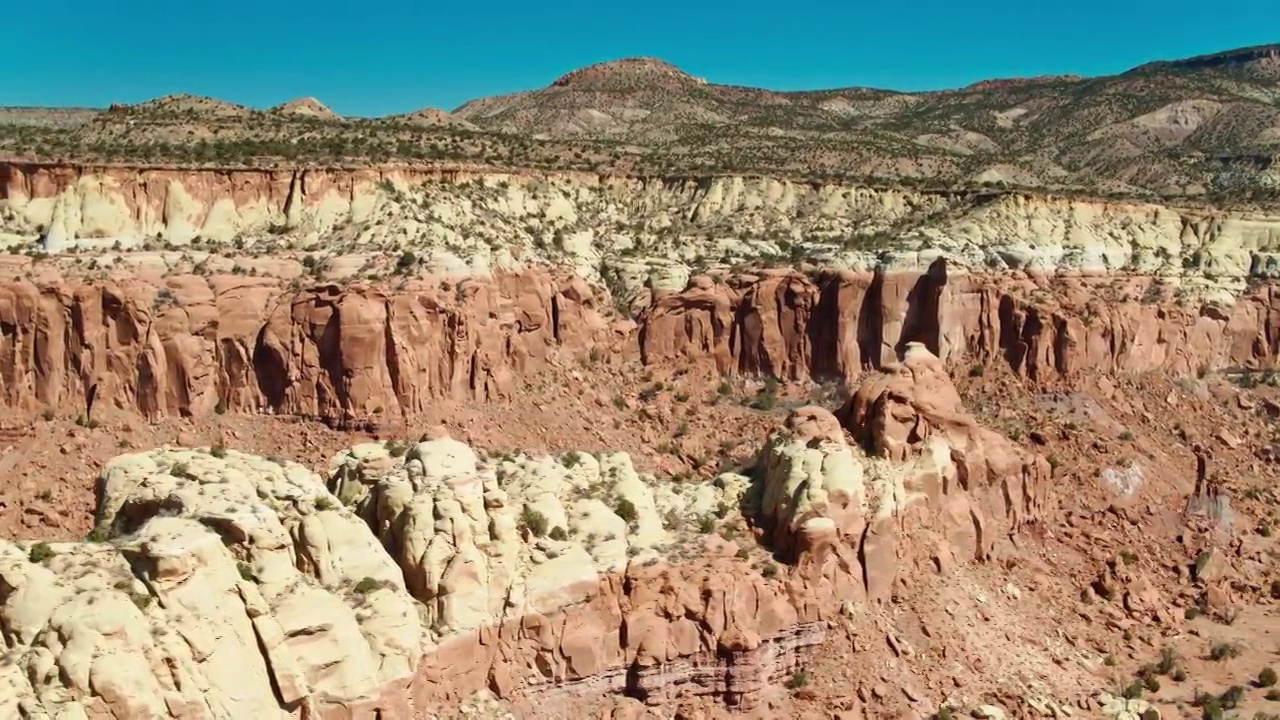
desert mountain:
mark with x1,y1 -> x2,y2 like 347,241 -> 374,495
1,44 -> 1278,201
383,107 -> 477,130
113,93 -> 253,118
269,96 -> 339,120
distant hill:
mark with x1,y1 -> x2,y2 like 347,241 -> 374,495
270,97 -> 340,120
1,44 -> 1278,203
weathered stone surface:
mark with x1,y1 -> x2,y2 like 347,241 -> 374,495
0,447 -> 424,719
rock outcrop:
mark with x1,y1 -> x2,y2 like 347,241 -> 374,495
753,343 -> 1049,607
0,271 -> 616,425
4,165 -> 1280,293
0,345 -> 1056,717
322,346 -> 1050,713
0,264 -> 1275,425
0,447 -> 424,719
641,265 -> 1280,384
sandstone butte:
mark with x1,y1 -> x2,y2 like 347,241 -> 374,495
0,343 -> 1052,719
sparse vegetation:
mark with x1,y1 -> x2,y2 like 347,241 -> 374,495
84,526 -> 111,543
1209,641 -> 1242,661
614,498 -> 638,525
353,577 -> 382,594
28,542 -> 55,564
520,506 -> 550,536
785,669 -> 809,690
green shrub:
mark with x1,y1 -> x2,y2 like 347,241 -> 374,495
614,498 -> 638,524
520,506 -> 549,536
1209,642 -> 1241,661
1220,685 -> 1245,709
549,526 -> 569,541
785,669 -> 809,689
28,543 -> 55,564
84,526 -> 111,543
354,577 -> 381,594
1262,668 -> 1279,688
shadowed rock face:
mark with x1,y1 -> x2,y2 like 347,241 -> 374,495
0,264 -> 1275,428
641,263 -> 1280,383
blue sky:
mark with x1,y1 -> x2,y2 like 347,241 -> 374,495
3,1 -> 1275,117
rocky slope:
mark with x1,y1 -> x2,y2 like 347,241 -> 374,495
0,345 -> 1067,718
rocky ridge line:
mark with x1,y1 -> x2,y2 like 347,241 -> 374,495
0,266 -> 1275,427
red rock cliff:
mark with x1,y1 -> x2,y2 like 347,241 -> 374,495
641,262 -> 1280,383
0,271 -> 619,425
0,263 -> 1275,425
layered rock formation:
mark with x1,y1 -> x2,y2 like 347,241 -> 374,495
324,346 -> 1049,713
0,264 -> 1276,425
4,164 -> 1280,293
0,447 -> 424,719
0,271 -> 615,424
641,265 -> 1280,384
752,343 -> 1048,607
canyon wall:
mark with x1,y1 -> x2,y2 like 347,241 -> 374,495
642,264 -> 1280,384
1,347 -> 1057,717
5,163 -> 1280,295
0,264 -> 1275,425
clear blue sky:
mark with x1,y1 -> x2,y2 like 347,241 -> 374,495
3,1 -> 1275,117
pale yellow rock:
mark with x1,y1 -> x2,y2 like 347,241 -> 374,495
339,440 -> 744,639
7,172 -> 1280,300
0,446 -> 426,719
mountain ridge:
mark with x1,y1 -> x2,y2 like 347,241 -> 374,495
1,43 -> 1278,204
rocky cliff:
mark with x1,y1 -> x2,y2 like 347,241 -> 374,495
5,164 -> 1280,300
0,263 -> 1276,426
